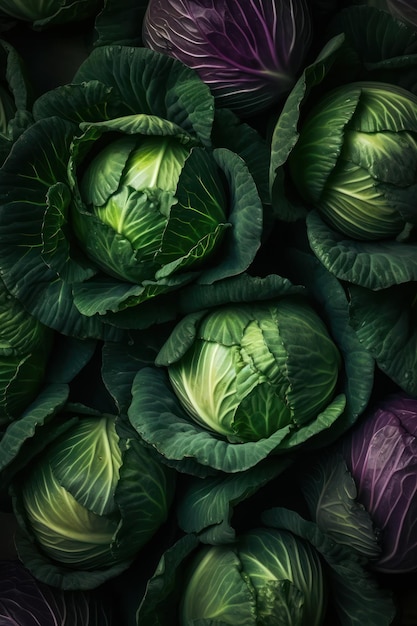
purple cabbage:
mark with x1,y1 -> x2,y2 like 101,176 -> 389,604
142,0 -> 313,117
342,392 -> 417,573
0,560 -> 113,624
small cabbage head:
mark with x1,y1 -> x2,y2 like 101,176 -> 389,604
180,528 -> 327,625
341,392 -> 417,573
142,0 -> 313,117
16,413 -> 175,577
289,81 -> 417,240
72,133 -> 228,285
166,296 -> 341,443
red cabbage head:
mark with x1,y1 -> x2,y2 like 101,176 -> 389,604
342,392 -> 417,573
142,0 -> 313,117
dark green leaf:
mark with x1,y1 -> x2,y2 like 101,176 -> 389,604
198,148 -> 263,283
349,282 -> 417,394
33,80 -> 119,124
73,46 -> 215,146
283,248 -> 374,445
300,451 -> 380,560
177,457 -> 294,544
269,34 -> 345,216
307,210 -> 417,289
94,0 -> 149,47
112,427 -> 176,562
0,384 -> 70,488
136,534 -> 200,626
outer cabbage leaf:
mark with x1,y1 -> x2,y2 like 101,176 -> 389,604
94,0 -> 149,46
307,210 -> 417,289
326,5 -> 417,93
211,108 -> 270,208
101,328 -> 171,415
0,116 -> 120,339
136,533 -> 201,626
176,456 -> 294,544
269,33 -> 345,218
348,282 -> 417,394
72,45 -> 215,147
0,383 -> 70,489
299,450 -> 380,561
44,334 -> 97,385
266,249 -> 375,447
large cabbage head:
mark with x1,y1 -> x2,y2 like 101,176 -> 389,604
341,392 -> 417,573
14,412 -> 175,585
180,527 -> 327,625
142,0 -> 313,117
72,130 -> 228,286
166,295 -> 342,443
288,81 -> 417,241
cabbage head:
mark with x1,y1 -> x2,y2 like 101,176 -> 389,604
300,392 -> 417,575
72,131 -> 228,285
289,81 -> 417,241
180,528 -> 327,625
0,45 -> 266,339
142,0 -> 313,117
341,392 -> 417,573
165,296 -> 342,443
12,412 -> 176,588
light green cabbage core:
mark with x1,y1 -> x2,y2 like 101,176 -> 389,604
180,529 -> 327,625
80,135 -> 188,254
75,133 -> 228,284
289,82 -> 417,240
168,298 -> 341,443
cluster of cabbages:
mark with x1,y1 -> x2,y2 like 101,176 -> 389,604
0,0 -> 417,623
